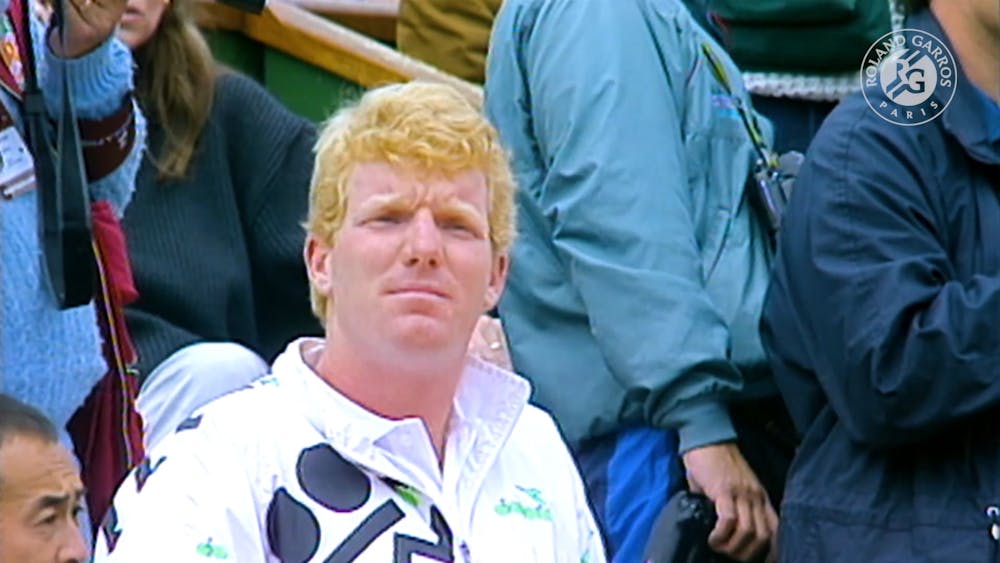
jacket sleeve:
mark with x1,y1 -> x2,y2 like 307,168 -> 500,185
34,20 -> 146,217
769,107 -> 1000,448
485,0 -> 740,452
93,413 -> 267,562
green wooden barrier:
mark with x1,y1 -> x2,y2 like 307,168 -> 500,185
264,49 -> 365,123
198,1 -> 479,124
205,28 -> 364,122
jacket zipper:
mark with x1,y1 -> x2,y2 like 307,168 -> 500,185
987,505 -> 1000,561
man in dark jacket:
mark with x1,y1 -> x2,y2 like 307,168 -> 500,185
761,0 -> 1000,560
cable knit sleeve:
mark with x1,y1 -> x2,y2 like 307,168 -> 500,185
32,15 -> 146,216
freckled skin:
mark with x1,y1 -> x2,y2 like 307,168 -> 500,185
309,162 -> 508,369
304,162 -> 510,456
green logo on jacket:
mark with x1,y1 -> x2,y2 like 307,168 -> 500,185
494,486 -> 553,521
195,538 -> 231,559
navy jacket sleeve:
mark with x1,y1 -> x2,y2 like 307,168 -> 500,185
767,102 -> 1000,448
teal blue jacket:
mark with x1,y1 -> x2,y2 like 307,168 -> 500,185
485,0 -> 774,451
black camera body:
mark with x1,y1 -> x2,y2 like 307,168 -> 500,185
747,150 -> 804,243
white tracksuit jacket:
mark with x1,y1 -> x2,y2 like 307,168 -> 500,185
94,338 -> 606,562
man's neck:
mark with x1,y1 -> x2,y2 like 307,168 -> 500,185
933,2 -> 1000,102
309,337 -> 465,461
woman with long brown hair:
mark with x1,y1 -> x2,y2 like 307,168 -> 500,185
117,0 -> 319,450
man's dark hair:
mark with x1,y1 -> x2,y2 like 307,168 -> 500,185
0,394 -> 59,450
901,0 -> 930,15
0,395 -> 60,491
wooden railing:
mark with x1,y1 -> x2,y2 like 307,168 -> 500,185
283,0 -> 398,42
197,0 -> 482,106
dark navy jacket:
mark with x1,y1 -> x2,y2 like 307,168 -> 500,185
761,10 -> 1000,562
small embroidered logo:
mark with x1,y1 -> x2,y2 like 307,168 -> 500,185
195,538 -> 231,559
494,486 -> 553,521
393,482 -> 421,508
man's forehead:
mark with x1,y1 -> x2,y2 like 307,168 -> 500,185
349,162 -> 488,200
0,436 -> 82,505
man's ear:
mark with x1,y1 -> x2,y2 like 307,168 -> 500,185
484,252 -> 509,311
304,233 -> 333,295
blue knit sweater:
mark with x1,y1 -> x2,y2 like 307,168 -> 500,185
0,2 -> 146,430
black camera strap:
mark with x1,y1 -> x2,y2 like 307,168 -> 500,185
700,43 -> 775,167
21,0 -> 96,309
700,42 -> 800,244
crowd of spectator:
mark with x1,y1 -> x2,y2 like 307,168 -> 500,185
1,0 -> 997,561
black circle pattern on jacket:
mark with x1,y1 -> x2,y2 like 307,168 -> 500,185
267,443 -> 455,562
296,444 -> 372,512
266,487 -> 321,563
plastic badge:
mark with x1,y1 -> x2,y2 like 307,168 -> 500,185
0,124 -> 35,199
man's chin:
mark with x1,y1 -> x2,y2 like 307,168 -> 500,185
386,315 -> 454,349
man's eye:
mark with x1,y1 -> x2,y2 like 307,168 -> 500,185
442,219 -> 478,234
443,221 -> 469,231
370,213 -> 404,224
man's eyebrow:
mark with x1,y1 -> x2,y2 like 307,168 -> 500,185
356,194 -> 406,213
33,488 -> 85,511
438,202 -> 486,223
34,493 -> 71,511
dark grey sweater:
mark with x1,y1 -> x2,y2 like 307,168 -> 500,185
123,72 -> 321,384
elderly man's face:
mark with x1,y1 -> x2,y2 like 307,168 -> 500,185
308,162 -> 507,361
0,436 -> 88,563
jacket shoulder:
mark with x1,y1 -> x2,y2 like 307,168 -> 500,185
159,382 -> 293,447
507,406 -> 574,463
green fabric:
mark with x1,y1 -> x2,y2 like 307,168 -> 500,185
711,0 -> 892,73
711,0 -> 857,23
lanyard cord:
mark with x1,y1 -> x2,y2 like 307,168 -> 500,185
21,0 -> 95,309
699,42 -> 777,168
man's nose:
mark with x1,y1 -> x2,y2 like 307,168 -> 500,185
59,519 -> 90,563
404,209 -> 444,267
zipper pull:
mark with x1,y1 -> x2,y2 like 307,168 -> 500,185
986,506 -> 1000,541
459,541 -> 472,562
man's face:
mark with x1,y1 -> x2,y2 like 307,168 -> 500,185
0,436 -> 88,563
307,162 -> 508,362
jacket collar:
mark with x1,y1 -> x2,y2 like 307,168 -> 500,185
909,9 -> 1000,165
268,338 -> 531,499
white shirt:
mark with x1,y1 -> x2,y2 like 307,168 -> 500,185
94,338 -> 606,562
